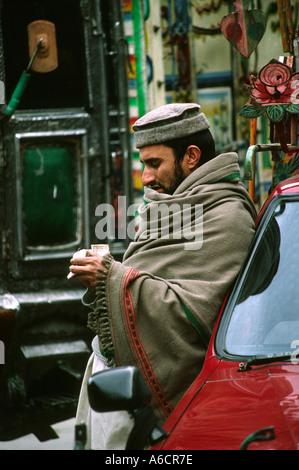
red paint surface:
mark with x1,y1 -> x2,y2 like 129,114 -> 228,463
151,176 -> 299,451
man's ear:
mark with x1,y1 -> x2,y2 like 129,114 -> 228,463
184,145 -> 201,171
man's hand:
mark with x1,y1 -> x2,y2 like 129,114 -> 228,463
69,251 -> 107,291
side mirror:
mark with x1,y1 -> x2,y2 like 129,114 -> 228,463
27,20 -> 58,73
87,366 -> 168,450
88,366 -> 151,412
5,20 -> 58,117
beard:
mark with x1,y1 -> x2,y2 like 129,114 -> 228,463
150,160 -> 186,195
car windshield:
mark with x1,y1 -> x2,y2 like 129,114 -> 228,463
220,198 -> 299,359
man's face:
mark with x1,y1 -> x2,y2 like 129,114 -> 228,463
140,144 -> 186,195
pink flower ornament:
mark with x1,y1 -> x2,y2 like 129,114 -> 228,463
240,59 -> 299,121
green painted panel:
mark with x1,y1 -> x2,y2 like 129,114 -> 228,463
22,143 -> 78,246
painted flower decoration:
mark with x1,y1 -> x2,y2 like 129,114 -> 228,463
240,59 -> 299,122
273,152 -> 299,186
250,60 -> 298,104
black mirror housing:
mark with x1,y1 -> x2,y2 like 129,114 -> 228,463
88,366 -> 151,412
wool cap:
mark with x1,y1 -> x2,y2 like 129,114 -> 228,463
133,103 -> 210,148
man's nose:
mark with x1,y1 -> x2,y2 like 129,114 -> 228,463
142,166 -> 155,187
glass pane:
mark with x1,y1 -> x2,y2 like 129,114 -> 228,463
22,142 -> 79,247
224,201 -> 299,357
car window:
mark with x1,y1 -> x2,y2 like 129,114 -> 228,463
222,199 -> 299,358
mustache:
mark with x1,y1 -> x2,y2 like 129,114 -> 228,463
147,182 -> 166,191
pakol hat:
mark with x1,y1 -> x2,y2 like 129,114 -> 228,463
133,103 -> 210,148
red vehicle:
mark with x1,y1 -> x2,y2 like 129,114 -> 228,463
87,174 -> 299,450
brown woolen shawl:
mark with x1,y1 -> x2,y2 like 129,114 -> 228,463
88,153 -> 257,424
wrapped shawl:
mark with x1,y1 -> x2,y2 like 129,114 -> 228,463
85,152 -> 256,425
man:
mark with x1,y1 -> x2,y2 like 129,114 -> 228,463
71,103 -> 257,449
